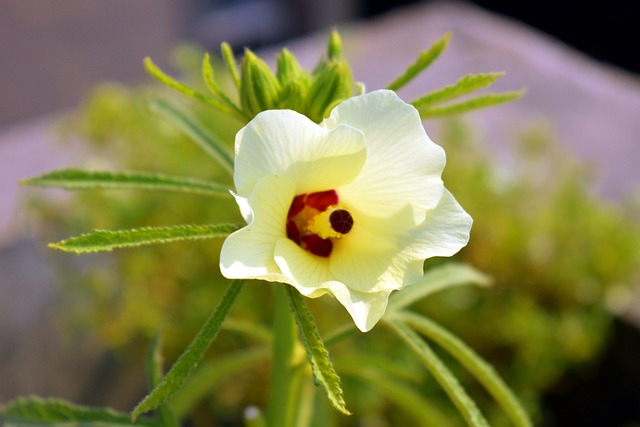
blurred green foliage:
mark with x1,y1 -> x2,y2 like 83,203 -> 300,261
32,49 -> 640,426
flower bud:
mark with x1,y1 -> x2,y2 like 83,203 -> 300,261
280,78 -> 307,112
240,49 -> 281,117
327,29 -> 343,60
305,59 -> 354,122
276,48 -> 306,84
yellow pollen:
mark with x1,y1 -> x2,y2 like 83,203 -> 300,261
307,206 -> 350,239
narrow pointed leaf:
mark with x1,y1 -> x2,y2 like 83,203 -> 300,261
50,223 -> 240,254
2,396 -> 157,426
170,346 -> 270,417
389,263 -> 492,311
144,57 -> 229,112
391,312 -> 533,427
411,72 -> 505,107
386,32 -> 451,91
418,90 -> 526,119
149,97 -> 234,175
132,280 -> 246,421
339,363 -> 454,427
285,286 -> 350,415
145,333 -> 180,427
385,320 -> 490,427
22,168 -> 231,197
146,331 -> 165,390
221,42 -> 241,89
202,53 -> 249,122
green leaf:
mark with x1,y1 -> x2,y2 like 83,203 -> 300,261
171,346 -> 270,417
148,97 -> 235,175
143,57 -> 228,111
221,42 -> 241,90
144,333 -> 180,427
50,223 -> 240,254
385,32 -> 451,91
385,320 -> 490,427
285,286 -> 350,415
2,396 -> 156,426
418,90 -> 526,119
222,316 -> 273,343
131,280 -> 246,421
146,331 -> 164,390
202,53 -> 249,122
389,263 -> 492,311
391,312 -> 533,427
338,362 -> 455,427
21,168 -> 231,197
411,72 -> 505,107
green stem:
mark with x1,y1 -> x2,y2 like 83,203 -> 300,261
266,285 -> 298,427
291,367 -> 315,427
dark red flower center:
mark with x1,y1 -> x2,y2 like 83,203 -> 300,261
286,189 -> 353,258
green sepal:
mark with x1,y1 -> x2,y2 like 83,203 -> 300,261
240,49 -> 282,117
305,59 -> 354,122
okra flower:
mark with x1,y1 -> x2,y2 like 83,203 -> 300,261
220,90 -> 472,332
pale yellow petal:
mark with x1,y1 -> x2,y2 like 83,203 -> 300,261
274,238 -> 393,332
411,188 -> 473,259
325,90 -> 445,222
234,109 -> 366,196
328,286 -> 393,332
329,203 -> 424,293
273,238 -> 333,296
220,175 -> 294,281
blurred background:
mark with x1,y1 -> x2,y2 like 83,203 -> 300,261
1,0 -> 639,426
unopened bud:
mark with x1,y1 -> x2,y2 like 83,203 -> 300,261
327,29 -> 343,60
276,48 -> 306,84
240,49 -> 281,117
305,59 -> 354,122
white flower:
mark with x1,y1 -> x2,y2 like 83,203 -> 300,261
220,89 -> 472,332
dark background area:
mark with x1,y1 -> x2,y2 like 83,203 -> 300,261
362,0 -> 639,74
1,0 -> 636,127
